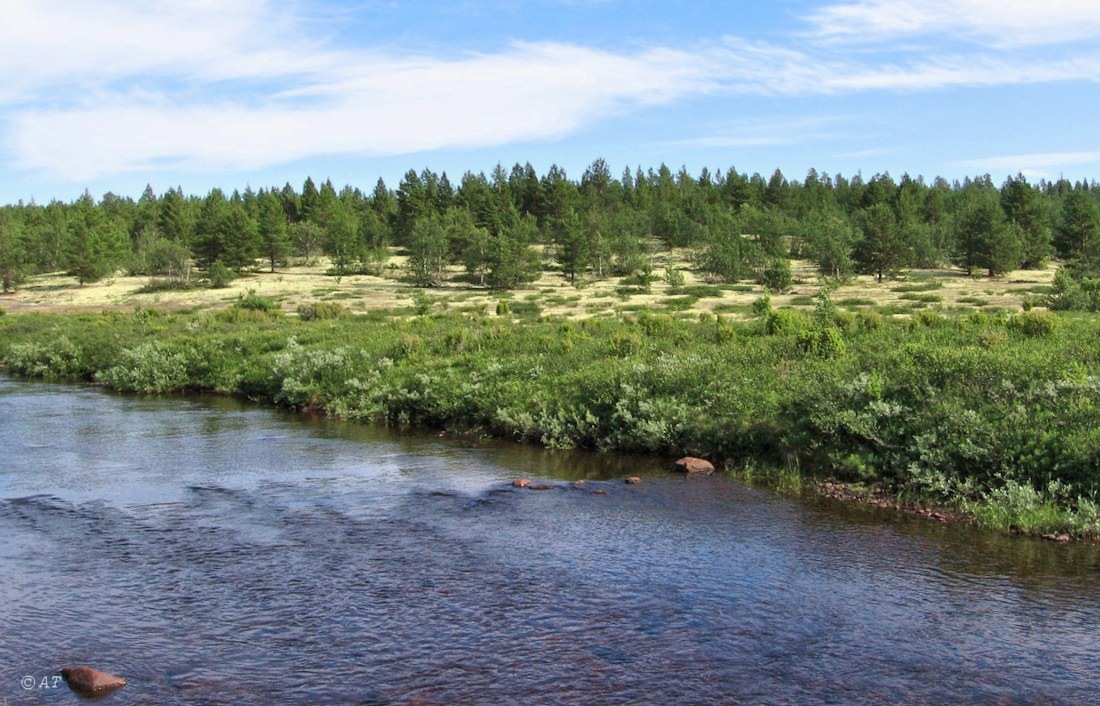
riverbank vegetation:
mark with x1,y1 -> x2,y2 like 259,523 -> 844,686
2,161 -> 1099,538
2,301 -> 1099,538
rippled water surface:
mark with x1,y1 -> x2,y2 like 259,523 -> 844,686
2,376 -> 1100,705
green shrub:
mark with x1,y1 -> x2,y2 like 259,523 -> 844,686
495,300 -> 510,316
297,302 -> 350,321
752,295 -> 772,317
1007,309 -> 1059,337
764,308 -> 807,335
762,258 -> 793,293
136,278 -> 196,294
236,289 -> 279,312
207,261 -> 234,289
796,326 -> 846,358
857,310 -> 884,330
908,311 -> 949,329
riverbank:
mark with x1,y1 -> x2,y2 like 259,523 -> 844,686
2,304 -> 1098,538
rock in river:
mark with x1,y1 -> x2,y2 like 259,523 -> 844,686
673,457 -> 715,476
60,666 -> 127,696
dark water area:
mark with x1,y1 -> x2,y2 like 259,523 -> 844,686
2,376 -> 1100,705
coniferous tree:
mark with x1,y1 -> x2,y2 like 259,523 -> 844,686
854,203 -> 905,281
258,192 -> 291,272
1055,188 -> 1100,260
158,188 -> 190,243
221,201 -> 258,270
484,212 -> 540,290
193,189 -> 231,269
65,193 -> 128,285
1001,174 -> 1052,268
553,207 -> 589,283
0,214 -> 28,293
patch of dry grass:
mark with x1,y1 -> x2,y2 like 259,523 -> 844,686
0,252 -> 1058,320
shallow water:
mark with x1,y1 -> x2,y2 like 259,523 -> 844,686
2,376 -> 1099,705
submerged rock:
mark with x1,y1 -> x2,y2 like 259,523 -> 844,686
625,477 -> 642,485
60,666 -> 127,696
673,457 -> 715,476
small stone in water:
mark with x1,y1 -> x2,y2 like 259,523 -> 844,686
60,666 -> 127,696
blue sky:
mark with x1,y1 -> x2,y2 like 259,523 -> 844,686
1,0 -> 1098,204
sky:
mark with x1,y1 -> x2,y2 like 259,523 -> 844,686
1,0 -> 1098,205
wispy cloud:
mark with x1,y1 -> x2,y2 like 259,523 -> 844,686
805,0 -> 1100,47
673,115 -> 850,150
7,40 -> 717,180
955,151 -> 1100,179
3,0 -> 1099,182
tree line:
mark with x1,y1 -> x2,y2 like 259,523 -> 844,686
1,161 -> 1099,302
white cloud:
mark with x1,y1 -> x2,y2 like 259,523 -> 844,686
955,151 -> 1100,179
8,40 -> 717,180
674,115 -> 850,149
805,0 -> 1100,47
3,0 -> 1099,182
705,38 -> 1100,94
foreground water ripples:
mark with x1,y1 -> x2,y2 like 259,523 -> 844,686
3,377 -> 1100,704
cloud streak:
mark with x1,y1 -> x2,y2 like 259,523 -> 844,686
805,0 -> 1100,47
3,0 -> 1099,182
955,151 -> 1100,179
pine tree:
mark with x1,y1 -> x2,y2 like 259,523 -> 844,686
158,188 -> 189,242
0,215 -> 28,293
193,189 -> 231,269
1055,188 -> 1100,260
258,192 -> 291,272
65,194 -> 128,285
854,203 -> 905,281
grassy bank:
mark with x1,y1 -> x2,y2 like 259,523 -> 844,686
2,303 -> 1098,538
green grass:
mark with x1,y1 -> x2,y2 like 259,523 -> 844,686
837,297 -> 875,307
899,293 -> 944,304
892,281 -> 944,293
677,285 -> 723,298
662,295 -> 699,311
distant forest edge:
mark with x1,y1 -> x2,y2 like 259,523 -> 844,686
1,162 -> 1100,309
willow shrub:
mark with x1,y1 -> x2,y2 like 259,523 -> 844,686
3,308 -> 1100,517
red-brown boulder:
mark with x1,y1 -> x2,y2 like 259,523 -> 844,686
625,477 -> 642,484
60,666 -> 127,696
512,478 -> 531,488
673,457 -> 715,476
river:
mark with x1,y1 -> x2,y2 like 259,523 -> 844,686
2,375 -> 1099,705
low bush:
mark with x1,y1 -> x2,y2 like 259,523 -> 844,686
3,306 -> 1099,536
297,301 -> 350,321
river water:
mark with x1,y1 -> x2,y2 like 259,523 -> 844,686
2,375 -> 1099,705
